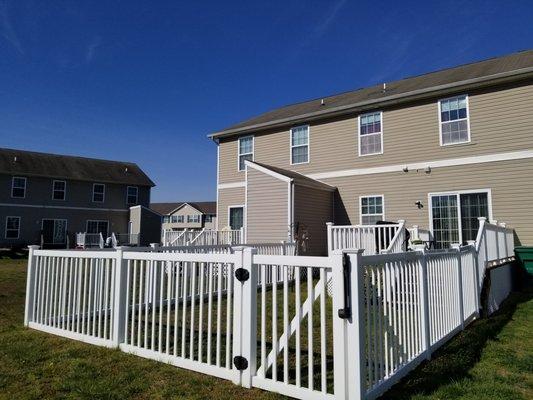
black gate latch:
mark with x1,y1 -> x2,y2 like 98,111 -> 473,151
233,356 -> 248,370
338,253 -> 352,320
235,268 -> 249,282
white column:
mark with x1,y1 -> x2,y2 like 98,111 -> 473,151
112,246 -> 129,346
24,245 -> 40,326
467,240 -> 481,315
326,222 -> 334,256
239,247 -> 257,388
418,252 -> 431,359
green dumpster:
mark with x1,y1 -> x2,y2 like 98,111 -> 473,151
514,246 -> 533,275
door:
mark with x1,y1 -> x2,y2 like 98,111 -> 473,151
42,219 -> 67,245
430,191 -> 490,248
229,207 -> 244,230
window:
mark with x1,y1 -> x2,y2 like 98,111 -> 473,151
11,177 -> 26,198
229,206 -> 244,230
92,183 -> 105,203
52,180 -> 66,200
163,216 -> 170,223
42,219 -> 67,245
439,95 -> 470,145
290,126 -> 309,164
360,196 -> 384,225
171,215 -> 178,223
127,186 -> 138,205
5,216 -> 20,239
359,112 -> 383,156
430,190 -> 490,249
187,215 -> 201,223
177,215 -> 184,223
238,136 -> 254,171
86,220 -> 109,236
205,214 -> 214,223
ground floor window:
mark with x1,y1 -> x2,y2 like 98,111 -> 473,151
5,216 -> 20,239
360,195 -> 384,225
86,220 -> 109,237
229,206 -> 244,230
430,190 -> 490,249
42,219 -> 67,244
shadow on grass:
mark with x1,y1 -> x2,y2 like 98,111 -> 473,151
0,248 -> 28,260
380,273 -> 533,399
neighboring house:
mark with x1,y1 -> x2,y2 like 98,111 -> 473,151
210,50 -> 533,255
151,202 -> 217,231
0,148 -> 155,248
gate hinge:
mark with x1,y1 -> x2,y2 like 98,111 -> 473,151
234,268 -> 249,282
233,356 -> 248,370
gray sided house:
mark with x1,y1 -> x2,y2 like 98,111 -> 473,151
151,202 -> 217,231
211,50 -> 533,255
0,148 -> 155,248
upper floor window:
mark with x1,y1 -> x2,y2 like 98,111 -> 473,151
238,136 -> 254,171
290,125 -> 309,164
439,95 -> 470,145
205,214 -> 214,223
92,183 -> 105,203
359,112 -> 383,156
360,195 -> 384,225
177,215 -> 184,223
5,216 -> 20,239
11,177 -> 26,198
163,216 -> 170,223
171,215 -> 178,223
187,215 -> 201,223
52,180 -> 66,200
127,186 -> 138,205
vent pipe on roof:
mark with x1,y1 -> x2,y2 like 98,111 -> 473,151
320,99 -> 325,106
125,167 -> 128,173
382,83 -> 387,93
13,156 -> 17,163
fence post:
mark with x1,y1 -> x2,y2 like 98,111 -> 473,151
24,245 -> 40,326
451,244 -> 465,329
150,242 -> 160,252
412,225 -> 419,240
334,249 -> 366,400
240,247 -> 257,388
112,246 -> 129,347
491,219 -> 500,261
326,222 -> 334,255
467,240 -> 481,316
418,250 -> 432,359
499,223 -> 508,258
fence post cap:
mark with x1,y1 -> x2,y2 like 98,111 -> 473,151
342,248 -> 365,255
326,222 -> 334,226
412,224 -> 419,228
450,243 -> 461,249
116,246 -> 130,251
466,240 -> 476,245
397,219 -> 406,224
499,222 -> 507,227
150,243 -> 160,248
478,217 -> 487,222
27,245 -> 40,250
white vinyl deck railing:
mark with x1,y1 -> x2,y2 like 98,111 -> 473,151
327,220 -> 406,255
162,229 -> 244,247
24,234 -> 497,400
112,233 -> 140,247
76,233 -> 104,249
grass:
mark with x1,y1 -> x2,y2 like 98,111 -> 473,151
0,258 -> 532,399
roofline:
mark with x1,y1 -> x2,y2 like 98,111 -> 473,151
208,67 -> 533,139
130,204 -> 162,216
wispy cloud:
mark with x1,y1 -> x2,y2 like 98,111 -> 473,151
0,0 -> 24,54
85,36 -> 102,63
314,0 -> 347,37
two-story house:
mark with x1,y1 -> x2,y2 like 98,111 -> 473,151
151,201 -> 217,231
210,50 -> 533,255
0,148 -> 155,248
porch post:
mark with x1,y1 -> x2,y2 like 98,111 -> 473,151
112,246 -> 129,347
24,245 -> 40,326
326,222 -> 334,255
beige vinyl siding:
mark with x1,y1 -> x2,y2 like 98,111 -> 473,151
218,81 -> 533,184
325,158 -> 533,246
246,168 -> 288,243
294,185 -> 333,256
217,187 -> 245,229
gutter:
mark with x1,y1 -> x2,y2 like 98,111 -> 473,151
208,67 -> 533,139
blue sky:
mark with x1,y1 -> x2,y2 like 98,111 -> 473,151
1,1 -> 532,202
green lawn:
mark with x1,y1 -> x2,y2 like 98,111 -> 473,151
0,258 -> 531,399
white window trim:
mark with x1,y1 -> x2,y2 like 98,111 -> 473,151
290,125 -> 310,165
92,183 -> 105,203
177,215 -> 185,223
52,180 -> 66,201
86,220 -> 109,236
126,186 -> 138,205
11,177 -> 26,199
237,135 -> 254,172
438,94 -> 472,147
428,188 -> 493,245
359,194 -> 385,225
187,214 -> 201,223
358,111 -> 384,157
5,216 -> 20,239
228,205 -> 245,230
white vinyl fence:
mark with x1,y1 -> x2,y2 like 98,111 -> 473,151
25,239 -> 488,400
162,229 -> 244,247
327,220 -> 406,255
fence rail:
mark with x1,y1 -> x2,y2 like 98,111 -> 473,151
162,229 -> 244,247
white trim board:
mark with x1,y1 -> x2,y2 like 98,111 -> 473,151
0,203 -> 129,212
245,160 -> 292,183
308,149 -> 533,180
218,181 -> 246,190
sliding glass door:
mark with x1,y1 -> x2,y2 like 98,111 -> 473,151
430,191 -> 490,249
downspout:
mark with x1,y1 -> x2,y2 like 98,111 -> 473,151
289,180 -> 295,242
